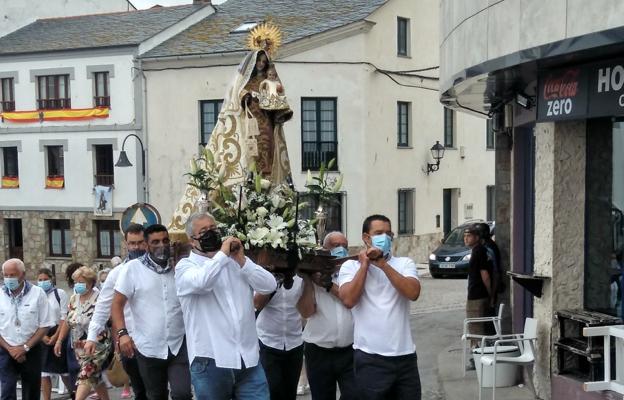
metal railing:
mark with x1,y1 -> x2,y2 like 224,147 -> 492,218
37,98 -> 71,110
0,101 -> 15,112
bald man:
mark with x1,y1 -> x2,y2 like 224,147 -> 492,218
297,232 -> 357,400
0,258 -> 53,400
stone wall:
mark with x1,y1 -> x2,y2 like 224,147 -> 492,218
496,127 -> 513,332
533,120 -> 586,400
0,210 -> 124,281
395,232 -> 444,263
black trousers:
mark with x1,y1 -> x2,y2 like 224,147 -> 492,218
353,350 -> 421,400
259,342 -> 304,400
0,344 -> 43,400
135,343 -> 192,400
304,342 -> 357,400
122,354 -> 147,400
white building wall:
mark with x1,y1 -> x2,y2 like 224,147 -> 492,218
0,51 -> 142,210
145,0 -> 495,262
0,132 -> 140,210
0,0 -> 135,38
2,52 -> 137,127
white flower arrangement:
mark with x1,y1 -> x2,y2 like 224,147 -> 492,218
213,174 -> 318,252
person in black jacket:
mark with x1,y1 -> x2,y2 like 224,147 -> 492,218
464,225 -> 493,350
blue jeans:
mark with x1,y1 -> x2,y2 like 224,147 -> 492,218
0,345 -> 43,400
190,357 -> 270,400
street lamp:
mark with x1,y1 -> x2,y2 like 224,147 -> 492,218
115,134 -> 145,177
426,141 -> 445,175
115,134 -> 146,199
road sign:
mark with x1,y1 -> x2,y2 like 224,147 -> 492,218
120,203 -> 161,234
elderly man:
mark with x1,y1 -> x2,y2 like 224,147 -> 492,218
339,215 -> 422,400
112,224 -> 192,400
176,212 -> 277,399
297,231 -> 356,400
84,223 -> 148,400
0,258 -> 53,400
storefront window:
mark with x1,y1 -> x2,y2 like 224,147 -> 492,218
585,119 -> 624,317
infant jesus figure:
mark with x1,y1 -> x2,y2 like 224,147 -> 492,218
258,64 -> 289,110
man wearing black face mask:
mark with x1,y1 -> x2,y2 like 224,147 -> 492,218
112,224 -> 192,400
84,223 -> 147,400
176,213 -> 277,399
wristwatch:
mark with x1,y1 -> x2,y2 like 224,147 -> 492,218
23,344 -> 30,352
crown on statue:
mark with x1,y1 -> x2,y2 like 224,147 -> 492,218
246,21 -> 283,57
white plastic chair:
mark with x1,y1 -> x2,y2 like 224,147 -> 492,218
461,303 -> 505,375
477,317 -> 538,400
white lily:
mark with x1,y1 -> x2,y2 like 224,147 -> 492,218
248,227 -> 270,246
256,207 -> 269,218
260,179 -> 271,190
267,215 -> 288,231
267,229 -> 285,249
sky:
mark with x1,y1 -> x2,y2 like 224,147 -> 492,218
130,0 -> 226,9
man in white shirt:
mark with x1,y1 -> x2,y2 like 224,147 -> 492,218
112,224 -> 192,400
0,258 -> 53,400
339,215 -> 422,400
255,273 -> 304,400
297,231 -> 356,400
84,223 -> 148,400
176,213 -> 276,400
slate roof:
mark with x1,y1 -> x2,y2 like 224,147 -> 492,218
0,4 -> 204,56
141,0 -> 387,58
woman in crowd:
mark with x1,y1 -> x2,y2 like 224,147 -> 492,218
54,266 -> 112,400
38,267 -> 71,400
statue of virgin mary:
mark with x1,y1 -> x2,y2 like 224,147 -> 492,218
168,23 -> 293,237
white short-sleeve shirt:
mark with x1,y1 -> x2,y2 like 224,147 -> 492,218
302,275 -> 354,349
256,276 -> 304,351
338,256 -> 419,356
115,260 -> 185,360
45,288 -> 69,326
0,283 -> 54,346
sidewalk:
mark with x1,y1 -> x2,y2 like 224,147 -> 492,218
438,341 -> 535,400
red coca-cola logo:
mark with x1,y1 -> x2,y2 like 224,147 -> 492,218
543,69 -> 580,100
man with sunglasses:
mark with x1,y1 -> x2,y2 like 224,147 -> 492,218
338,214 -> 422,400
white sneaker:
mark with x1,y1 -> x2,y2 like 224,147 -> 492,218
297,385 -> 306,396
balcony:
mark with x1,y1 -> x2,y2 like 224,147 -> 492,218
94,96 -> 110,108
95,174 -> 114,186
37,98 -> 71,110
0,101 -> 15,112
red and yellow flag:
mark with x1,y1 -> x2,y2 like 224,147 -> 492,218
45,176 -> 65,189
1,176 -> 19,188
1,107 -> 109,123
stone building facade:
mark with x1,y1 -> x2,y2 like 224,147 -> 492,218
0,211 -> 125,281
440,1 -> 624,399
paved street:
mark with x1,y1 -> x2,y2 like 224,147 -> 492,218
43,268 -> 515,400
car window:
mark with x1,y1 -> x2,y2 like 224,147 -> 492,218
444,226 -> 465,246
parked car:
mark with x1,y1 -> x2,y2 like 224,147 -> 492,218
428,221 -> 495,278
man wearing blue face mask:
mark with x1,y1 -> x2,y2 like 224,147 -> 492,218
338,215 -> 422,400
84,223 -> 148,400
297,231 -> 357,400
0,258 -> 54,400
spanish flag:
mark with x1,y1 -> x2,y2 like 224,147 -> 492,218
1,176 -> 18,188
1,107 -> 109,123
45,176 -> 64,189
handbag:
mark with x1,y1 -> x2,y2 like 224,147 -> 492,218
106,353 -> 130,387
244,107 -> 259,157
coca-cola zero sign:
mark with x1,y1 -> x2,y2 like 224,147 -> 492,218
537,67 -> 588,121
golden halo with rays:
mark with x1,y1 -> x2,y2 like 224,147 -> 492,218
246,22 -> 283,58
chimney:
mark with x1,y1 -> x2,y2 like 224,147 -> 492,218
193,0 -> 212,4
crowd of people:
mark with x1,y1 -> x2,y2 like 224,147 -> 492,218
0,213 -> 426,400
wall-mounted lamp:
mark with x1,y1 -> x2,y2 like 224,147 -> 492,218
426,141 -> 445,175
